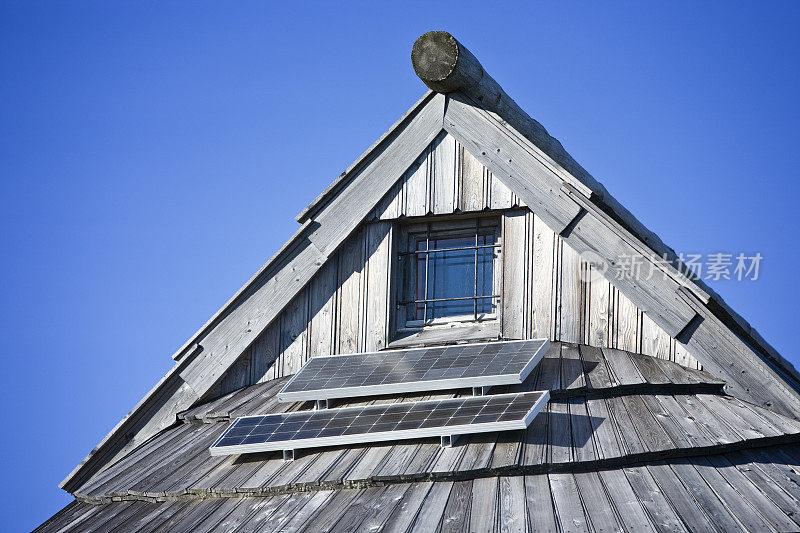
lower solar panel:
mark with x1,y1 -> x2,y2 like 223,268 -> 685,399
209,391 -> 549,456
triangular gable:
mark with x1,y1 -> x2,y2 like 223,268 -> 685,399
62,59 -> 800,492
227,131 -> 700,377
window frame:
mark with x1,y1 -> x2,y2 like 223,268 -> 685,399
395,215 -> 502,332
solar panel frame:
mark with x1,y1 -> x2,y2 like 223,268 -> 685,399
277,339 -> 550,403
209,390 -> 549,456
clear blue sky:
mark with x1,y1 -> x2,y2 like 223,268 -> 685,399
2,2 -> 799,530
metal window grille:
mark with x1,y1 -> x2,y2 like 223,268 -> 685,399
399,219 -> 500,322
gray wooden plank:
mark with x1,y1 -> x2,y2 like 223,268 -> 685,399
573,471 -> 624,532
696,394 -> 768,440
431,132 -> 457,215
619,394 -> 675,453
502,210 -> 527,340
308,258 -> 338,358
579,344 -> 615,390
336,227 -> 365,355
730,397 -> 800,435
646,462 -> 717,533
569,396 -> 597,463
584,397 -> 622,460
498,476 -> 527,533
364,221 -> 392,352
35,501 -> 104,533
299,488 -> 366,533
667,460 -> 746,531
167,497 -> 242,533
670,394 -> 740,445
560,344 -> 586,390
622,466 -> 688,533
534,342 -> 561,390
129,500 -> 199,533
93,501 -> 155,533
742,447 -> 800,501
549,473 -> 589,533
519,402 -> 550,466
702,394 -> 783,438
252,492 -> 317,533
628,352 -> 672,385
469,476 -> 499,533
640,394 -> 698,449
63,501 -> 136,533
598,468 -> 657,533
531,213 -> 555,339
331,486 -> 408,533
558,244 -> 584,344
459,143 -> 486,212
605,396 -> 647,455
404,146 -> 430,217
524,474 -> 558,533
274,490 -> 336,532
548,400 -> 572,463
381,482 -> 434,533
489,173 -> 513,210
408,482 -> 455,533
602,347 -> 645,386
697,455 -> 796,532
278,290 -> 310,377
724,450 -> 800,528
438,480 -> 473,533
490,430 -> 523,470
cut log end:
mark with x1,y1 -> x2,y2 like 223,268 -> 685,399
411,31 -> 463,93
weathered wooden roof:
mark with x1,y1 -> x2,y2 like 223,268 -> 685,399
41,343 -> 800,531
35,445 -> 800,532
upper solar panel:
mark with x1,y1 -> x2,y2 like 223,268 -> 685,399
209,391 -> 549,456
277,339 -> 549,403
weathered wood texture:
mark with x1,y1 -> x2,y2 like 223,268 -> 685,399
43,443 -> 800,533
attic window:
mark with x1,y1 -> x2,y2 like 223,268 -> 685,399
398,217 -> 500,326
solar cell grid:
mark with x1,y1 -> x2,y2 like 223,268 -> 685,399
210,391 -> 549,456
277,339 -> 549,402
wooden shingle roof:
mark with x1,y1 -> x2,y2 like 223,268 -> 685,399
40,343 -> 800,531
36,447 -> 800,532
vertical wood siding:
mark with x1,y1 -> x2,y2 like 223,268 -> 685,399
210,134 -> 698,398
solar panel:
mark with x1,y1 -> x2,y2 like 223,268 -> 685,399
209,391 -> 549,457
277,339 -> 549,403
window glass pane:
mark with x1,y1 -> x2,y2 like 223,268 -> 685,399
412,231 -> 495,321
415,239 -> 427,320
428,236 -> 474,318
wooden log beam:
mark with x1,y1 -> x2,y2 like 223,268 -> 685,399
411,32 -> 599,202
